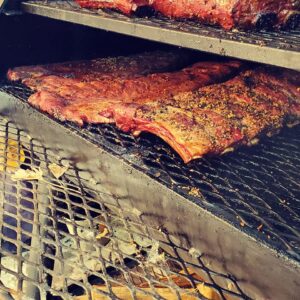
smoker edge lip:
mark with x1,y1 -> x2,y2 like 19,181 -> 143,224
0,90 -> 300,299
21,0 -> 300,71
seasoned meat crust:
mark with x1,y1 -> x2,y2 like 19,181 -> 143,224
7,55 -> 299,163
127,68 -> 299,162
21,60 -> 243,126
74,0 -> 299,30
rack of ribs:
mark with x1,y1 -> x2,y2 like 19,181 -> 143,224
152,0 -> 300,30
18,60 -> 243,125
74,0 -> 299,30
120,68 -> 299,162
7,57 -> 299,163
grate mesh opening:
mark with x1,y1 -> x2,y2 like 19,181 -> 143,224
0,115 -> 251,299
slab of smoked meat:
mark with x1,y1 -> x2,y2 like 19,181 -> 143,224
24,60 -> 243,125
114,68 -> 300,163
7,51 -> 189,83
75,0 -> 150,14
152,0 -> 299,30
75,0 -> 299,29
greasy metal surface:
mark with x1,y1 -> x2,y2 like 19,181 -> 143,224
0,116 -> 252,300
21,0 -> 300,71
0,88 -> 300,300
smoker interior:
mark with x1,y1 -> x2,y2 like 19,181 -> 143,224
0,14 -> 300,300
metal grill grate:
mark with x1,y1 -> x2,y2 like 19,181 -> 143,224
21,0 -> 300,70
0,79 -> 300,265
0,114 -> 250,299
79,125 -> 300,259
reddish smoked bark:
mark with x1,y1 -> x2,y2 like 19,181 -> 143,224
75,0 -> 299,30
24,60 -> 243,125
121,68 -> 299,162
75,0 -> 149,14
152,0 -> 300,29
7,57 -> 299,163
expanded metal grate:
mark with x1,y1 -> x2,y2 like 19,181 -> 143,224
21,0 -> 300,70
1,79 -> 300,265
0,114 -> 250,299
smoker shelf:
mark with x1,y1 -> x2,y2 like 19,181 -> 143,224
0,79 -> 300,299
21,0 -> 300,71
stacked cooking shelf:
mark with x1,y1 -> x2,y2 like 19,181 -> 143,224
0,1 -> 299,299
21,0 -> 300,70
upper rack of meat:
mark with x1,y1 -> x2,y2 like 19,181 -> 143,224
20,0 -> 300,70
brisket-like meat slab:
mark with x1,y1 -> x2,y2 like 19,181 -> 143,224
25,60 -> 243,125
75,0 -> 299,29
117,68 -> 299,162
7,51 -> 189,83
7,57 -> 299,163
152,0 -> 300,29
